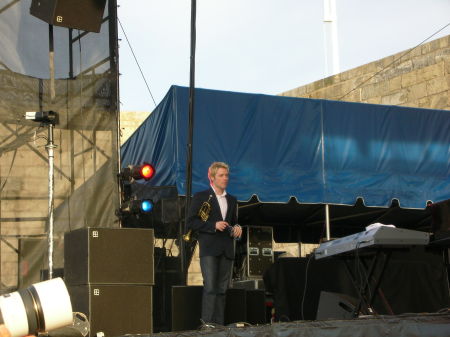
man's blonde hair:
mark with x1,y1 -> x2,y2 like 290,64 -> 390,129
208,162 -> 229,178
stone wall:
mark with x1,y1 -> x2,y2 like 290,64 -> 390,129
120,111 -> 151,145
281,35 -> 450,111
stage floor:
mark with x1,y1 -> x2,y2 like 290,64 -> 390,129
123,312 -> 450,337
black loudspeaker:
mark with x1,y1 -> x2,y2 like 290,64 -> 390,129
224,288 -> 247,324
171,286 -> 252,330
171,286 -> 203,331
316,291 -> 357,320
430,199 -> 450,241
64,228 -> 154,285
154,198 -> 180,224
245,290 -> 266,325
153,248 -> 184,332
30,0 -> 107,33
68,284 -> 152,337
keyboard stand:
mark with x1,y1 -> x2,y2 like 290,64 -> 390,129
343,249 -> 394,317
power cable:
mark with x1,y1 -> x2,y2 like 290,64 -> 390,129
118,17 -> 157,107
338,21 -> 450,101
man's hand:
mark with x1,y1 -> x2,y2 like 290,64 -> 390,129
215,221 -> 229,231
232,225 -> 243,238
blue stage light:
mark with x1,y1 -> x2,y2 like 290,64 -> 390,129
141,200 -> 153,212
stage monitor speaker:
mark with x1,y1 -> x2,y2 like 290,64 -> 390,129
65,228 -> 154,285
171,286 -> 249,330
316,291 -> 357,320
68,284 -> 152,337
30,0 -> 107,33
224,288 -> 246,324
171,286 -> 203,331
245,290 -> 266,325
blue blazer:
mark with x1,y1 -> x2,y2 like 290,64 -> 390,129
187,188 -> 238,259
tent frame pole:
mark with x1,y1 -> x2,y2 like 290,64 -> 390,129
325,204 -> 331,241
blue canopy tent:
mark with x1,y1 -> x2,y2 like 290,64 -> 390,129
121,85 -> 450,241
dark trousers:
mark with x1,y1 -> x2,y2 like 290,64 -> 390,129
200,254 -> 233,325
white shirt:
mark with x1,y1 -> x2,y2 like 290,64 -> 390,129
212,186 -> 228,220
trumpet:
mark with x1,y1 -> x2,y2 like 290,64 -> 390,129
182,229 -> 192,242
198,195 -> 213,221
183,195 -> 213,242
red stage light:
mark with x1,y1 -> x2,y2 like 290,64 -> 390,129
140,163 -> 155,180
120,162 -> 156,182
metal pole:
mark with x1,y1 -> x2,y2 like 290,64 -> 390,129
325,204 -> 331,241
46,123 -> 56,279
185,0 -> 196,219
47,23 -> 56,280
183,0 -> 197,283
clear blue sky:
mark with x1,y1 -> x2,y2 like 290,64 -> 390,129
118,0 -> 450,112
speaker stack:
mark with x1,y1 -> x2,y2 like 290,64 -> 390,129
30,0 -> 107,33
64,228 -> 155,337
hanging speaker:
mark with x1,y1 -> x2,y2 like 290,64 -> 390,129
30,0 -> 107,33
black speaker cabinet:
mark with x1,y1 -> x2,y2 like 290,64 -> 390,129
171,286 -> 251,330
245,290 -> 266,325
65,228 -> 154,285
171,286 -> 203,331
224,288 -> 247,324
68,284 -> 152,337
30,0 -> 107,33
316,291 -> 357,320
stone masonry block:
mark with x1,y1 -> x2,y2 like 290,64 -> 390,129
383,60 -> 413,79
435,48 -> 450,63
439,36 -> 450,48
364,97 -> 382,105
428,39 -> 442,53
421,43 -> 431,55
401,72 -> 418,88
293,86 -> 308,97
412,54 -> 435,70
361,81 -> 389,100
409,45 -> 422,58
429,92 -> 449,110
418,62 -> 445,81
381,90 -> 408,105
407,82 -> 427,101
418,97 -> 431,108
426,77 -> 448,96
389,75 -> 402,91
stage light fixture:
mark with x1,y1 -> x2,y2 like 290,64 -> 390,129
25,110 -> 59,124
117,199 -> 154,216
120,163 -> 155,182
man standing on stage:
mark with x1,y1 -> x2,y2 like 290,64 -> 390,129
187,162 -> 242,325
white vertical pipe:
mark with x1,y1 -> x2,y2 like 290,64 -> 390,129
323,0 -> 340,76
325,204 -> 331,241
47,123 -> 56,279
